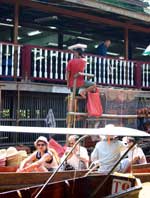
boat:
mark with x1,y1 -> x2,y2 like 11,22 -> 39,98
132,163 -> 150,173
0,125 -> 149,198
0,163 -> 149,192
131,161 -> 150,183
133,173 -> 150,183
0,170 -> 87,192
0,166 -> 18,173
146,155 -> 150,163
0,174 -> 142,198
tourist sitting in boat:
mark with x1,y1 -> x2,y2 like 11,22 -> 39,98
127,137 -> 147,165
91,134 -> 130,173
17,136 -> 60,172
62,135 -> 89,170
66,48 -> 96,98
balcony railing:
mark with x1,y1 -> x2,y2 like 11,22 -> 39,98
0,42 -> 150,89
0,42 -> 22,79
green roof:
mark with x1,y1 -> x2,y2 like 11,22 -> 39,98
97,0 -> 150,15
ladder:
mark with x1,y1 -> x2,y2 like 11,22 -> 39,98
67,72 -> 94,128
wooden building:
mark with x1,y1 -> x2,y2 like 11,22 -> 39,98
0,0 -> 150,146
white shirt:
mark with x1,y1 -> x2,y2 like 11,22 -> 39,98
128,146 -> 147,164
62,146 -> 89,170
91,140 -> 126,172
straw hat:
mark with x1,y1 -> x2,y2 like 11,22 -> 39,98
0,149 -> 6,157
34,136 -> 49,147
18,150 -> 27,159
6,147 -> 18,158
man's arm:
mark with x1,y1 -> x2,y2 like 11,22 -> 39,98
66,70 -> 70,87
66,61 -> 71,87
91,146 -> 98,162
79,147 -> 89,163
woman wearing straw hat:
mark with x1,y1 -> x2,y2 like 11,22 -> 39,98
17,136 -> 59,172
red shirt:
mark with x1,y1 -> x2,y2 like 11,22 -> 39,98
66,58 -> 86,88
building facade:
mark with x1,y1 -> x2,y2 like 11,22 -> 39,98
0,0 -> 150,146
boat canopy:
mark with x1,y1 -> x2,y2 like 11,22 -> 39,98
0,125 -> 149,137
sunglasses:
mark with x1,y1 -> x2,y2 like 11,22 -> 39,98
37,143 -> 46,147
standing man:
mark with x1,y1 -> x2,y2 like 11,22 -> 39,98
97,40 -> 111,82
66,48 -> 96,98
97,40 -> 111,56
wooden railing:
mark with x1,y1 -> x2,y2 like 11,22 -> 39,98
0,42 -> 150,89
0,42 -> 22,79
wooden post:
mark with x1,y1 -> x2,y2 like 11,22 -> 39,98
0,85 -> 5,119
135,62 -> 142,89
22,45 -> 31,81
58,32 -> 63,49
124,28 -> 129,60
13,2 -> 19,79
13,2 -> 19,143
16,83 -> 20,126
13,3 -> 19,44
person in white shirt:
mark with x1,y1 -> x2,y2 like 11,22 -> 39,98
91,136 -> 130,173
127,137 -> 147,164
62,135 -> 89,170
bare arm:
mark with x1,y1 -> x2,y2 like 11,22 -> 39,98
76,147 -> 89,168
21,153 -> 52,172
66,70 -> 70,87
19,152 -> 36,170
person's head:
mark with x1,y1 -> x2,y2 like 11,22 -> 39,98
73,48 -> 83,58
104,40 -> 111,48
34,136 -> 49,152
68,135 -> 79,147
127,137 -> 136,147
143,120 -> 150,133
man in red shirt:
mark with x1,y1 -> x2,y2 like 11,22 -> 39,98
66,48 -> 96,98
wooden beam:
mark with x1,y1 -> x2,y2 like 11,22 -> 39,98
124,28 -> 129,60
13,2 -> 19,44
65,0 -> 150,23
13,2 -> 19,80
0,0 -> 149,33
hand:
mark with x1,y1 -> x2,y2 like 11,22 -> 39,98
133,156 -> 140,163
16,168 -> 24,173
67,81 -> 69,88
134,156 -> 140,160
